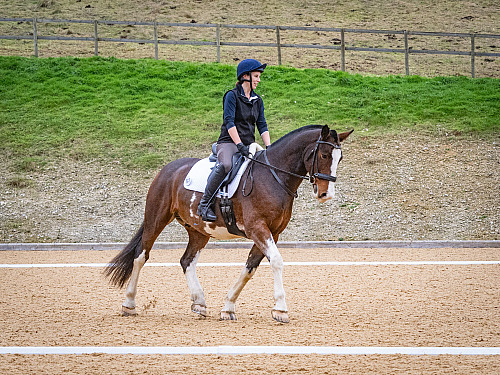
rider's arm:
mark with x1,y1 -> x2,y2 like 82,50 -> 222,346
260,131 -> 271,147
257,100 -> 270,147
223,91 -> 237,133
228,126 -> 242,145
223,91 -> 243,145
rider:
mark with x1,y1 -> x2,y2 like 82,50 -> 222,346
197,58 -> 272,222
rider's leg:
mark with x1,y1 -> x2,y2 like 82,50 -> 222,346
216,142 -> 238,174
197,163 -> 226,222
197,142 -> 237,222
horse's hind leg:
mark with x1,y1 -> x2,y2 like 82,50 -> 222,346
180,229 -> 210,317
105,223 -> 149,316
122,249 -> 147,315
221,244 -> 265,321
121,201 -> 174,315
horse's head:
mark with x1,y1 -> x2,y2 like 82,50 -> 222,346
306,125 -> 353,203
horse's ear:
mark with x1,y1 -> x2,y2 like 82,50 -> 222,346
321,125 -> 330,140
338,129 -> 354,142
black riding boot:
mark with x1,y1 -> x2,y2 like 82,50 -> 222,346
197,163 -> 226,222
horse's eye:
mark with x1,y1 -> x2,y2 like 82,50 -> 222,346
320,153 -> 329,160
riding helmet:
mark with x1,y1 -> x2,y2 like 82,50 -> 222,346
237,59 -> 267,80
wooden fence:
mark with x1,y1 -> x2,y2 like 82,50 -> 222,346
1,17 -> 499,77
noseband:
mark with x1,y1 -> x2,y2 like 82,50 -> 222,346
309,139 -> 341,184
245,137 -> 341,197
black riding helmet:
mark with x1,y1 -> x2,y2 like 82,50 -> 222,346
237,59 -> 267,83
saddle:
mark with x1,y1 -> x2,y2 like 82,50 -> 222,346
184,143 -> 263,197
208,143 -> 246,188
183,143 -> 264,237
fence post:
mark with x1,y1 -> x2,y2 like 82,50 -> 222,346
32,18 -> 38,57
404,30 -> 409,76
94,20 -> 98,56
154,21 -> 158,60
276,26 -> 282,65
340,28 -> 345,71
470,33 -> 475,78
216,24 -> 221,63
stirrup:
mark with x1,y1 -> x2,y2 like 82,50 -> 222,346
198,203 -> 217,222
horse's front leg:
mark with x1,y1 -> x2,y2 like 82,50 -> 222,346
181,229 -> 210,317
221,244 -> 264,320
260,237 -> 289,323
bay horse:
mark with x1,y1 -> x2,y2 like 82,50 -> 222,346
105,125 -> 353,323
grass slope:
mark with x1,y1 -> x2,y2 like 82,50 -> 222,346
1,56 -> 498,170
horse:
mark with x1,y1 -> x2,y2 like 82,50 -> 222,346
105,124 -> 353,323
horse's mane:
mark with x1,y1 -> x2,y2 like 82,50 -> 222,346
270,125 -> 336,149
270,125 -> 322,148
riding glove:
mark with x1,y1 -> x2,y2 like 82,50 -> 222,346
236,142 -> 250,157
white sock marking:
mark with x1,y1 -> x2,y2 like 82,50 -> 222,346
123,250 -> 146,309
184,252 -> 205,306
264,238 -> 287,312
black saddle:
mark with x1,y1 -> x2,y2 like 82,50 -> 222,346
209,143 -> 246,187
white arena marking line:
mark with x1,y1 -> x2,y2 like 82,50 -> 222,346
0,261 -> 499,268
0,346 -> 499,355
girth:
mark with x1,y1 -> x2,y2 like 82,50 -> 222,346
208,146 -> 248,238
218,157 -> 247,238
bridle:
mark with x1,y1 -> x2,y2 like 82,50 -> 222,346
243,136 -> 341,197
309,139 -> 341,184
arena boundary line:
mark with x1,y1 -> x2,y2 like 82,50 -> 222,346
1,260 -> 499,268
1,240 -> 499,251
0,346 -> 499,355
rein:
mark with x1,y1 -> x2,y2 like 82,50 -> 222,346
243,138 -> 341,197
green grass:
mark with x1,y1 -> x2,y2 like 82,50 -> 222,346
1,56 -> 498,170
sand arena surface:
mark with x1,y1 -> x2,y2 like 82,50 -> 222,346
0,246 -> 499,374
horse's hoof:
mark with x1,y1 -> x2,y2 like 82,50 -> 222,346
121,306 -> 138,316
272,310 -> 289,323
220,311 -> 237,321
191,304 -> 207,317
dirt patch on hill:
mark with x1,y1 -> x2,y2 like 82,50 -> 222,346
1,133 -> 498,243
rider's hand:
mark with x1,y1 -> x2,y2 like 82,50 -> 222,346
236,142 -> 250,157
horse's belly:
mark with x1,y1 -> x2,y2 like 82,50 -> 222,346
181,191 -> 244,240
202,223 -> 242,240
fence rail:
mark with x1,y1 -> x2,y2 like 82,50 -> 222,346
1,17 -> 499,77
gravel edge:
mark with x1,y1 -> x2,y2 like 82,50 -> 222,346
1,240 -> 499,251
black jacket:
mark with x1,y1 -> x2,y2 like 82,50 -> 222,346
218,84 -> 268,145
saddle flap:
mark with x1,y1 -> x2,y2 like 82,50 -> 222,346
221,153 -> 246,187
183,143 -> 264,198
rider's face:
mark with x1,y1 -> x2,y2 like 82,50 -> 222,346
243,71 -> 262,90
250,71 -> 261,89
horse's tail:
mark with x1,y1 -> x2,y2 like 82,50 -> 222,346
104,222 -> 145,288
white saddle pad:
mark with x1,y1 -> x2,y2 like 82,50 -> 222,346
183,143 -> 263,198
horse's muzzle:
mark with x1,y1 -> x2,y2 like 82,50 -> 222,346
317,192 -> 334,203
313,184 -> 335,203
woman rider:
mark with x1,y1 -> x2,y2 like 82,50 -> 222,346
197,58 -> 271,222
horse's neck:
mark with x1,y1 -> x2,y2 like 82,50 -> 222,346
265,131 -> 315,189
270,131 -> 316,172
